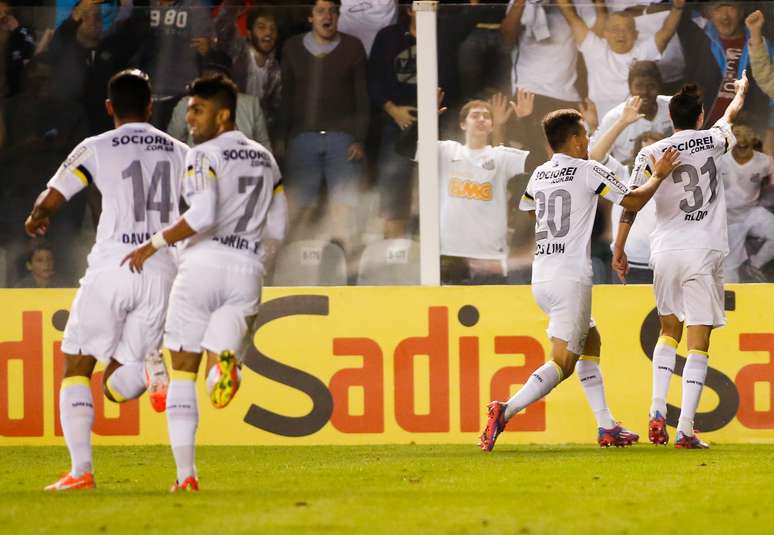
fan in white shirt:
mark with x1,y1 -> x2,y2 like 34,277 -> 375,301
480,107 -> 679,452
557,0 -> 685,118
614,74 -> 749,449
719,124 -> 774,282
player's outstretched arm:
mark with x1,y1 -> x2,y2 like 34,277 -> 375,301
612,209 -> 636,283
24,188 -> 66,237
121,217 -> 198,274
720,71 -> 750,127
619,147 -> 680,212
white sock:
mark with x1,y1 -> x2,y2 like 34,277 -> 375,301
60,378 -> 94,477
677,351 -> 709,437
504,362 -> 562,421
166,374 -> 198,482
576,358 -> 616,429
105,362 -> 146,402
650,336 -> 677,418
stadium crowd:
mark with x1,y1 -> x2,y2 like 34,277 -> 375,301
2,0 -> 774,286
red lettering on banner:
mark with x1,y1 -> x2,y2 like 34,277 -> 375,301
394,307 -> 450,432
459,337 -> 480,432
329,338 -> 384,433
0,311 -> 44,436
490,336 -> 546,432
736,333 -> 774,429
53,340 -> 139,436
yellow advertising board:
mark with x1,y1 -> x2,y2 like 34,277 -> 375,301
1,285 -> 773,445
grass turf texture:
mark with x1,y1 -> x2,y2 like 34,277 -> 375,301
2,444 -> 773,535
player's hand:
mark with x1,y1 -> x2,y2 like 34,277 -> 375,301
735,70 -> 750,96
121,242 -> 158,273
620,96 -> 645,125
512,88 -> 535,119
746,10 -> 764,33
612,246 -> 628,284
347,142 -> 364,161
387,104 -> 417,130
437,87 -> 447,115
24,215 -> 49,237
651,146 -> 680,179
579,98 -> 598,133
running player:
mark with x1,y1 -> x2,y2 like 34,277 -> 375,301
122,74 -> 287,491
26,70 -> 189,491
480,108 -> 680,451
613,73 -> 749,448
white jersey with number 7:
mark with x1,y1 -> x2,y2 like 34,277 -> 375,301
630,120 -> 735,256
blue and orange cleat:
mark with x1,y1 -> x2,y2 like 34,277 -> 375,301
44,471 -> 95,491
648,412 -> 669,445
170,476 -> 199,492
598,424 -> 640,447
674,431 -> 709,449
479,401 -> 507,452
209,350 -> 240,409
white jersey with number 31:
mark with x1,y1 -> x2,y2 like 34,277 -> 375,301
47,122 -> 189,274
520,153 -> 629,284
631,121 -> 735,256
181,130 -> 283,272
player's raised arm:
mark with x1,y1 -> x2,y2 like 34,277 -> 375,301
719,71 -> 750,127
619,147 -> 680,212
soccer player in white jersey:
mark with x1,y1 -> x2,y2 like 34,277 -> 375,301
719,124 -> 774,282
480,108 -> 679,452
613,74 -> 749,449
123,74 -> 287,491
24,70 -> 189,491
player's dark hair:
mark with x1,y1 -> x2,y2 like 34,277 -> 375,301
628,60 -> 662,88
187,73 -> 238,123
108,69 -> 152,119
669,83 -> 704,130
542,109 -> 585,152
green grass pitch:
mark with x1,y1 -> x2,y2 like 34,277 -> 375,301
2,444 -> 773,534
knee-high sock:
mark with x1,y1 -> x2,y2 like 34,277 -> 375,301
576,357 -> 616,429
504,361 -> 563,421
677,351 -> 709,437
651,336 -> 677,418
105,362 -> 146,402
60,377 -> 94,477
166,372 -> 198,482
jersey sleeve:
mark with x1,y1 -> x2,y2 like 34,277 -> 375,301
497,146 -> 529,179
518,174 -> 536,212
46,141 -> 97,200
710,119 -> 736,157
586,161 -> 629,205
181,148 -> 219,232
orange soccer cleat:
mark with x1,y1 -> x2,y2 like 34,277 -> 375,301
145,350 -> 170,412
44,471 -> 95,491
170,476 -> 199,493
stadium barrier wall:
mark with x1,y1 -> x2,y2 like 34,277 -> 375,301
1,285 -> 773,445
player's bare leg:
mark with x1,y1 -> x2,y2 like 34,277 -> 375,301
578,327 -> 639,447
167,350 -> 202,492
480,338 -> 573,452
45,354 -> 97,491
675,325 -> 711,449
649,315 -> 684,444
205,349 -> 241,409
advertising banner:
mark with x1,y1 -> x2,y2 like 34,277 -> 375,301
1,285 -> 773,445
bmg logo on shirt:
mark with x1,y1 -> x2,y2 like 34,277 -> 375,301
448,178 -> 492,201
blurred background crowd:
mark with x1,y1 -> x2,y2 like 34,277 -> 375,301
1,0 -> 773,287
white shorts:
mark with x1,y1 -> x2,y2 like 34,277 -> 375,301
532,280 -> 592,355
652,249 -> 725,327
164,259 -> 261,359
62,267 -> 173,364
725,206 -> 774,273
